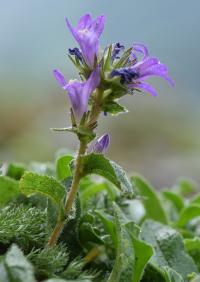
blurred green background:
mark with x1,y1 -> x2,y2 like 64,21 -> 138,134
1,0 -> 200,187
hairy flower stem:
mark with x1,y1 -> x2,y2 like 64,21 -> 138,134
47,89 -> 103,247
47,141 -> 87,247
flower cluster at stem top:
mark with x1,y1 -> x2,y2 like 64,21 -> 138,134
53,14 -> 174,152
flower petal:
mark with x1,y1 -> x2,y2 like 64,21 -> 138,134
53,69 -> 67,87
77,14 -> 92,29
91,15 -> 105,37
83,67 -> 101,99
132,43 -> 149,60
130,82 -> 158,97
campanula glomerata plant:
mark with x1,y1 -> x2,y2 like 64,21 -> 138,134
1,13 -> 200,282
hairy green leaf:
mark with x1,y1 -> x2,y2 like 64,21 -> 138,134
56,155 -> 74,181
19,172 -> 65,207
102,101 -> 128,115
3,244 -> 36,282
81,153 -> 133,196
107,206 -> 135,282
140,220 -> 198,280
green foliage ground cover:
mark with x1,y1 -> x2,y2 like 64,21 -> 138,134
0,156 -> 200,282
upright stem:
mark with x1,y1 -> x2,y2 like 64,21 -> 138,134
47,141 -> 87,247
47,88 -> 103,247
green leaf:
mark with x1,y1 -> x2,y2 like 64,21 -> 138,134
95,210 -> 117,248
81,182 -> 117,208
0,176 -> 19,206
162,190 -> 184,212
107,206 -> 135,282
162,267 -> 184,282
81,153 -> 133,196
6,162 -> 25,180
56,155 -> 74,181
174,179 -> 196,197
102,77 -> 127,99
131,237 -> 153,282
79,222 -> 104,245
108,204 -> 153,282
175,204 -> 200,227
132,175 -> 168,224
140,219 -> 198,280
19,172 -> 65,207
184,237 -> 200,271
191,194 -> 200,205
102,100 -> 128,115
4,244 -> 36,282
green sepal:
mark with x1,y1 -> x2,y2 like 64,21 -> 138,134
102,100 -> 128,115
113,47 -> 132,69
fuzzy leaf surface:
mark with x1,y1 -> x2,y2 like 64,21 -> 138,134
19,172 -> 65,206
140,219 -> 198,280
81,153 -> 133,196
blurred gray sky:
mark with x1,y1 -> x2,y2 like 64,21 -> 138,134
0,0 -> 200,104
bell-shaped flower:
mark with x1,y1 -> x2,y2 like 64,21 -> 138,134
66,14 -> 105,68
53,67 -> 100,120
92,134 -> 110,154
111,43 -> 174,97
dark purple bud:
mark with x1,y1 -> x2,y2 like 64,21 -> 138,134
69,47 -> 83,62
111,42 -> 125,62
92,134 -> 110,154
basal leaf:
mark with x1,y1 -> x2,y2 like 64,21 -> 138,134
56,155 -> 74,181
4,244 -> 36,282
81,153 -> 133,196
162,190 -> 184,212
107,205 -> 135,282
19,172 -> 65,207
162,267 -> 184,282
140,219 -> 198,280
6,162 -> 25,180
184,237 -> 200,271
95,210 -> 117,249
0,176 -> 19,206
132,175 -> 168,224
175,204 -> 200,227
131,237 -> 153,282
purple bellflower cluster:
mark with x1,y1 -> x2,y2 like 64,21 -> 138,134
53,13 -> 173,152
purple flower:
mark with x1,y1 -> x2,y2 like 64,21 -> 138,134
111,43 -> 174,97
92,134 -> 110,154
53,67 -> 100,120
66,14 -> 105,68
